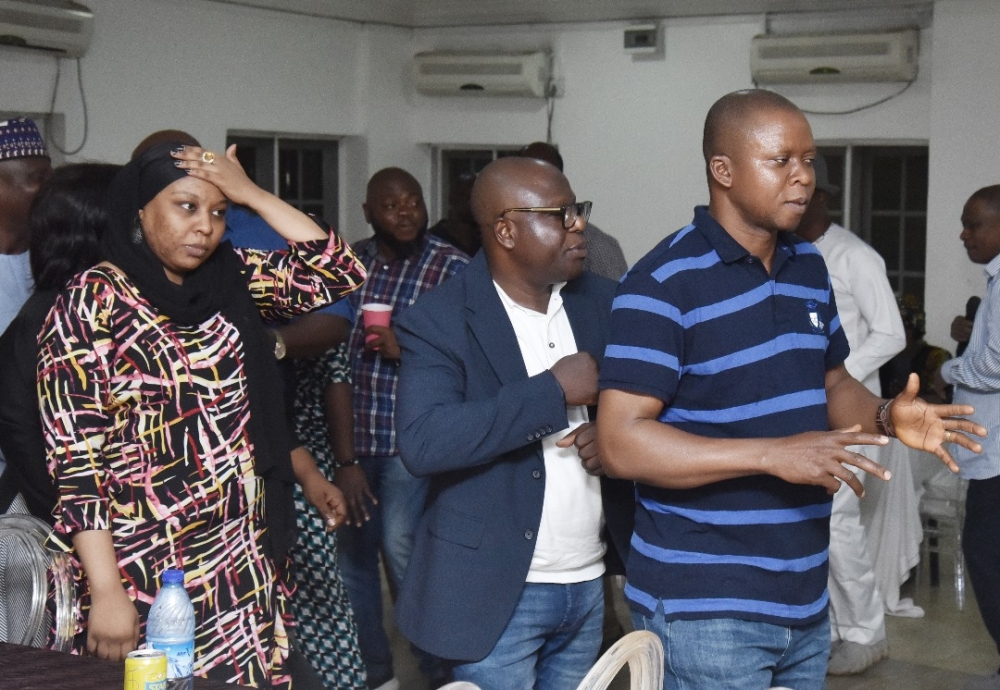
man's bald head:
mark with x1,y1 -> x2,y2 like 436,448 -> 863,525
702,89 -> 815,235
472,156 -> 585,300
703,89 -> 802,164
363,167 -> 427,258
471,157 -> 564,239
366,167 -> 422,204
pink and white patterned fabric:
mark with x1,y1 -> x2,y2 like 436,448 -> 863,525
38,235 -> 364,687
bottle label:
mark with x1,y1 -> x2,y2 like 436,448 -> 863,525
149,640 -> 194,679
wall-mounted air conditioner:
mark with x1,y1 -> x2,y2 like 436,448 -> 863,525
750,29 -> 918,84
0,0 -> 93,58
414,51 -> 551,98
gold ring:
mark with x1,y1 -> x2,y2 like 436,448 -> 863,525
945,431 -> 952,442
201,151 -> 216,164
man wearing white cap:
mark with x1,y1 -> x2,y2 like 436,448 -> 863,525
0,116 -> 51,336
795,155 -> 906,675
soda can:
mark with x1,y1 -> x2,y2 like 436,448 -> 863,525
124,648 -> 167,690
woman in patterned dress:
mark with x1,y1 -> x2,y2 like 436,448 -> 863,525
37,141 -> 365,687
289,341 -> 369,689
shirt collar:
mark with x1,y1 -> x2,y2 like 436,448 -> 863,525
493,280 -> 566,317
986,252 -> 1000,280
357,233 -> 430,265
692,205 -> 803,267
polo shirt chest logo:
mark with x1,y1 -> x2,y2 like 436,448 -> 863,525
806,299 -> 825,334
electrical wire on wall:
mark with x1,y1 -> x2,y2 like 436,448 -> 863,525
48,56 -> 89,156
545,80 -> 557,144
545,50 -> 557,144
796,80 -> 916,115
754,78 -> 917,116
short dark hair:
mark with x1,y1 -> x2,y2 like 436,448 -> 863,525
969,185 -> 1000,215
519,142 -> 564,172
703,89 -> 801,163
29,163 -> 121,290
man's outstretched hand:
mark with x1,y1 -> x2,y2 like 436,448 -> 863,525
890,373 -> 985,473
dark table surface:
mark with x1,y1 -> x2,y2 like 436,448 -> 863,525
0,642 -> 249,689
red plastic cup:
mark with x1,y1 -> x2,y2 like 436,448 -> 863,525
362,303 -> 393,347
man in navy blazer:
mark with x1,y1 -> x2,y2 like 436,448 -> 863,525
394,157 -> 632,689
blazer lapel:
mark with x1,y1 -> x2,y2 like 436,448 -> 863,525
563,278 -> 604,362
464,254 -> 529,386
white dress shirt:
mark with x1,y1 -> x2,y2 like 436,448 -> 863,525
494,281 -> 606,584
814,224 -> 906,395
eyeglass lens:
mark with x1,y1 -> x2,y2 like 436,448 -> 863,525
563,201 -> 593,229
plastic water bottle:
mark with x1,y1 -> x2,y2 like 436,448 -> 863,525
146,568 -> 195,690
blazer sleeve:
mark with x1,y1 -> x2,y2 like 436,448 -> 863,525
395,300 -> 569,477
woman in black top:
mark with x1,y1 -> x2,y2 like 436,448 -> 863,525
0,162 -> 120,521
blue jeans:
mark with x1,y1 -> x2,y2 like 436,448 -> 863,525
631,606 -> 830,690
337,455 -> 428,687
452,578 -> 604,690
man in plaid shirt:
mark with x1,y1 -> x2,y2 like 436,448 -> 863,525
339,167 -> 468,689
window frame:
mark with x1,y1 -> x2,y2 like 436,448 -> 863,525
817,141 -> 929,304
431,146 -> 522,223
226,131 -> 340,226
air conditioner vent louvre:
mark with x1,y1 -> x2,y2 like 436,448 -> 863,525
0,0 -> 93,58
758,41 -> 892,60
751,29 -> 918,84
414,51 -> 550,98
0,8 -> 83,33
419,62 -> 523,77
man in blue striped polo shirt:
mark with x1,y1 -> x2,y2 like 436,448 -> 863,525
596,89 -> 985,689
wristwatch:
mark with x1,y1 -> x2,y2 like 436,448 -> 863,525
876,399 -> 896,438
273,330 -> 287,360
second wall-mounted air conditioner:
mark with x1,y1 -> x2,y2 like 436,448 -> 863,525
0,0 -> 94,58
414,51 -> 551,98
750,29 -> 918,84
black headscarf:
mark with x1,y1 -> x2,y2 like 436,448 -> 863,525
102,141 -> 297,560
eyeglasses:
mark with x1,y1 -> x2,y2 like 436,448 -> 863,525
498,201 -> 592,230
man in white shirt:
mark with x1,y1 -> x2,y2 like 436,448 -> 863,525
795,155 -> 906,675
393,156 -> 631,689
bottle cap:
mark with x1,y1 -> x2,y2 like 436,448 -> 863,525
161,569 -> 185,585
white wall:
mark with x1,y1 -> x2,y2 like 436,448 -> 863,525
1,0 -> 993,346
409,17 -> 934,267
411,18 -> 766,265
924,0 -> 1000,349
345,23 -> 426,239
1,0 -> 367,230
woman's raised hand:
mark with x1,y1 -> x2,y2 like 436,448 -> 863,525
171,144 -> 261,208
172,144 -> 327,243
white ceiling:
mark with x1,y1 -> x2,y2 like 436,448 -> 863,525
205,0 -> 935,28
